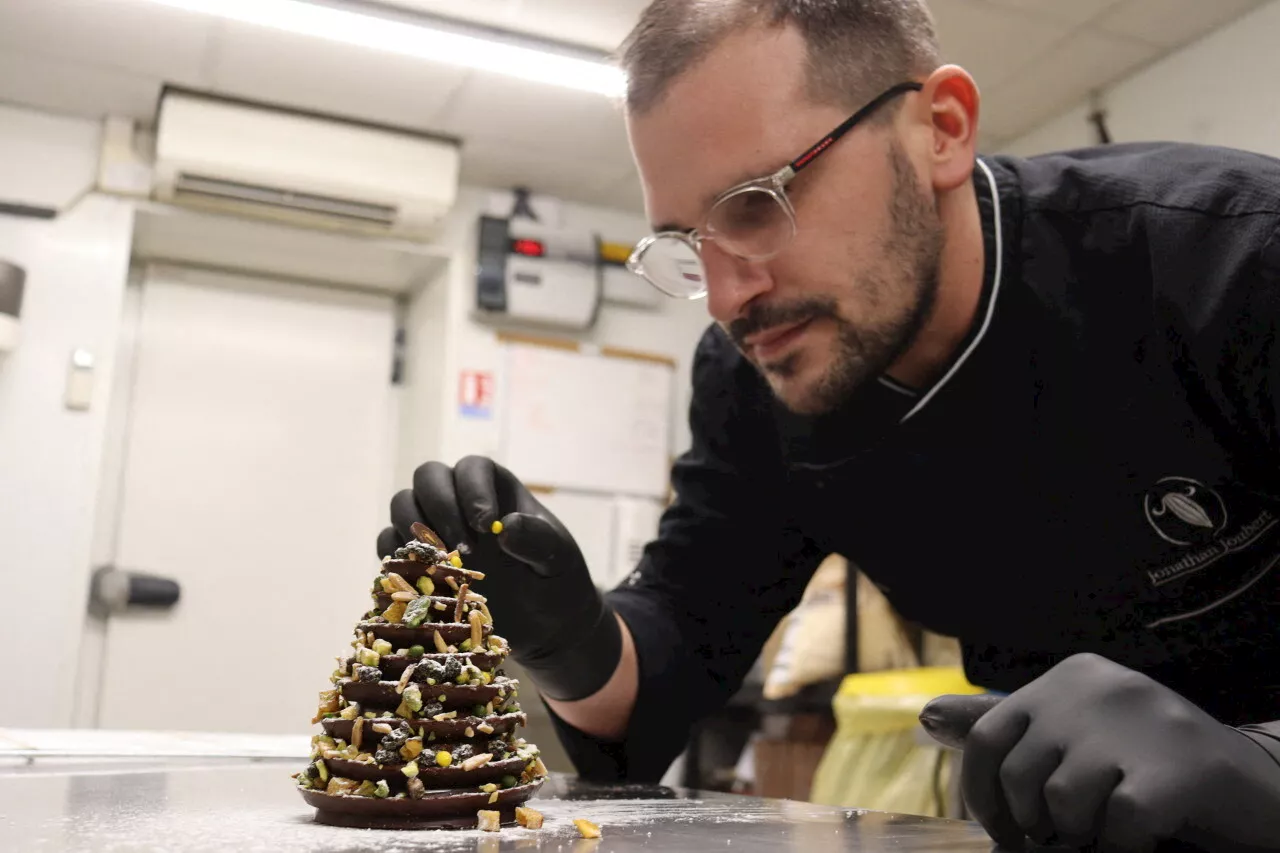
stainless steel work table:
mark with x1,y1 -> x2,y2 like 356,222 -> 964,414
0,760 -> 1004,852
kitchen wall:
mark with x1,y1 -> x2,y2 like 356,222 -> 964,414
999,0 -> 1280,158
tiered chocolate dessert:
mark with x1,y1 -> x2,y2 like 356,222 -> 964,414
295,522 -> 547,829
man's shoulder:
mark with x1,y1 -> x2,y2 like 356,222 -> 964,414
996,141 -> 1280,222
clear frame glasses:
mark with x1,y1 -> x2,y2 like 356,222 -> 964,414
627,81 -> 924,299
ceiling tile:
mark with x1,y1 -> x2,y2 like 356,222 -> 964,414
978,29 -> 1159,142
1090,0 -> 1266,48
379,0 -> 650,52
927,0 -> 1072,89
0,0 -> 213,86
432,73 -> 630,167
0,49 -> 162,121
207,21 -> 470,131
977,0 -> 1125,27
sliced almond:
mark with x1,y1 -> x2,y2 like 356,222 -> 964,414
532,757 -> 548,778
371,723 -> 393,735
460,752 -> 493,772
444,576 -> 460,592
390,590 -> 418,602
484,701 -> 495,716
573,819 -> 601,839
515,807 -> 543,829
476,723 -> 495,734
432,711 -> 458,721
477,810 -> 500,832
385,572 -> 415,594
433,630 -> 449,654
382,601 -> 407,623
464,726 -> 475,738
351,717 -> 364,750
397,663 -> 418,695
478,602 -> 494,624
469,609 -> 484,647
411,521 -> 446,549
464,590 -> 487,603
433,602 -> 448,612
454,583 -> 469,622
488,791 -> 500,804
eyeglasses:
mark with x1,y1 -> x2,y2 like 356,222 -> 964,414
627,81 -> 924,299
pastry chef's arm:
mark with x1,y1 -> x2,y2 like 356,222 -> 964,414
544,327 -> 827,782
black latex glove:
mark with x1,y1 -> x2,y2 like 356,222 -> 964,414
919,654 -> 1280,852
377,456 -> 621,703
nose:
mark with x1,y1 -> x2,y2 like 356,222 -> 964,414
703,241 -> 775,324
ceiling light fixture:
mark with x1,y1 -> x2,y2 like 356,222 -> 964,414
140,0 -> 626,97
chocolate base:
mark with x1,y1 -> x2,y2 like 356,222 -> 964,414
299,777 -> 545,830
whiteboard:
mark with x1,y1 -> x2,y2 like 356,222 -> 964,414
499,341 -> 673,498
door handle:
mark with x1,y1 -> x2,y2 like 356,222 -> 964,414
89,566 -> 181,615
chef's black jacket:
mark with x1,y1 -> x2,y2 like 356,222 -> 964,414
551,142 -> 1280,782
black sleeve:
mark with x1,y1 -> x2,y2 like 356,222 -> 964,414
548,327 -> 827,783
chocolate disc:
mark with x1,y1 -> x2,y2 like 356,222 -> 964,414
382,560 -> 480,588
339,677 -> 515,710
326,755 -> 529,786
300,777 -> 545,830
358,621 -> 492,647
322,711 -> 526,743
375,651 -> 505,677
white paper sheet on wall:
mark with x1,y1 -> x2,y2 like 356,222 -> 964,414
499,341 -> 673,499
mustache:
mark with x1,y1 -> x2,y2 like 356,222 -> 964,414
727,297 -> 840,350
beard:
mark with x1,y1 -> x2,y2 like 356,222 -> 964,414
727,140 -> 944,415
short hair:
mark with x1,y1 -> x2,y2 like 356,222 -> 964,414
619,0 -> 941,115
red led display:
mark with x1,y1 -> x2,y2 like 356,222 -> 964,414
511,238 -> 546,258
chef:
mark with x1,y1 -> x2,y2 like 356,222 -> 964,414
380,1 -> 1280,849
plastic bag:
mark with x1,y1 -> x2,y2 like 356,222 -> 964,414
809,668 -> 983,817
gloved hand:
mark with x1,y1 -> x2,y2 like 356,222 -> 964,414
377,456 -> 621,703
919,654 -> 1280,852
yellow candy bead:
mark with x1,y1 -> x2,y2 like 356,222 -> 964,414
490,520 -> 504,535
436,750 -> 453,767
450,553 -> 463,568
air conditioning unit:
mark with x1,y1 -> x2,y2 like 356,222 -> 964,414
153,89 -> 460,238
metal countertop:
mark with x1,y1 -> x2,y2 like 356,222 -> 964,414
0,761 -> 1006,852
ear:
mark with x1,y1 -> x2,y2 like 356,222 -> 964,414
918,65 -> 980,193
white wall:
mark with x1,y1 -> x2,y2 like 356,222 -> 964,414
1001,0 -> 1280,157
397,187 -> 713,482
0,109 -> 135,728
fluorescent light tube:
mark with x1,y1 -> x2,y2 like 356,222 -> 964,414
140,0 -> 626,97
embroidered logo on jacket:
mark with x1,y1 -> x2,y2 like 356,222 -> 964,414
1143,477 -> 1228,547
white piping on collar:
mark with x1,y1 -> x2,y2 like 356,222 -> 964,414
899,157 -> 1004,424
877,376 -> 919,397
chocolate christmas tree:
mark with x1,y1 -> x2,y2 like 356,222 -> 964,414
295,522 -> 547,830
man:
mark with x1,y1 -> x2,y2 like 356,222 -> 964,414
380,1 -> 1280,849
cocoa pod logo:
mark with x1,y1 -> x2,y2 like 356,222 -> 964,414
1144,478 -> 1228,547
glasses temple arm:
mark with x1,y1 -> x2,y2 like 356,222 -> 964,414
787,81 -> 925,175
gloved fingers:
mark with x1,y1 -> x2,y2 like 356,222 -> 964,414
997,734 -> 1063,845
1042,755 -> 1122,848
962,702 -> 1033,850
920,693 -> 1005,750
1098,777 -> 1168,853
411,461 -> 471,552
496,512 -> 566,578
390,489 -> 425,543
454,455 -> 503,534
376,526 -> 402,559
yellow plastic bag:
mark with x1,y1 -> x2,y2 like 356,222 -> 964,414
809,668 -> 983,817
